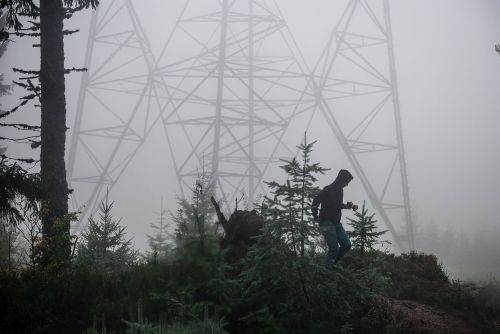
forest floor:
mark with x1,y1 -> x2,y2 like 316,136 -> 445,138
387,297 -> 479,334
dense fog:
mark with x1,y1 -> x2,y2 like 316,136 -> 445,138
1,0 -> 499,281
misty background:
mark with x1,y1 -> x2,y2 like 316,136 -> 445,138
1,0 -> 499,281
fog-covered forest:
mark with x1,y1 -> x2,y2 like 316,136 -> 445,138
1,0 -> 500,333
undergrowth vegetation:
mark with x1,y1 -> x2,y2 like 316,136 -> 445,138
1,140 -> 499,333
3,248 -> 498,333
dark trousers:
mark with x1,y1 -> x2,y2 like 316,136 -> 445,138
320,221 -> 351,267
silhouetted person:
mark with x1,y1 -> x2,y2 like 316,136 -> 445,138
312,169 -> 358,267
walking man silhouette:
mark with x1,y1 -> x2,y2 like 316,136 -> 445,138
312,169 -> 358,267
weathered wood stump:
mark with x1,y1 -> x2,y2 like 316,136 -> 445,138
211,196 -> 264,263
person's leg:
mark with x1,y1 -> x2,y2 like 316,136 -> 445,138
321,223 -> 339,268
334,224 -> 351,263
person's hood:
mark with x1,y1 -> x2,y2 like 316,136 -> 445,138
333,169 -> 353,185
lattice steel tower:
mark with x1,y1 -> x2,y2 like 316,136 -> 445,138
311,0 -> 414,250
67,0 -> 158,230
67,0 -> 314,228
155,0 -> 314,207
68,0 -> 414,250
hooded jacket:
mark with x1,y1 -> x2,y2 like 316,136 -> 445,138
312,170 -> 353,224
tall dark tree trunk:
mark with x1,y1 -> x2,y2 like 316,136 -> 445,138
39,0 -> 70,267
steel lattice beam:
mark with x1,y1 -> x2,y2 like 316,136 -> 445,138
67,0 -> 158,231
68,0 -> 414,251
155,0 -> 316,208
311,0 -> 414,250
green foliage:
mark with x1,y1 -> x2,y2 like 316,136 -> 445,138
346,201 -> 388,255
171,173 -> 219,278
1,133 -> 499,333
122,318 -> 227,334
146,199 -> 170,262
370,251 -> 500,333
377,251 -> 449,304
15,207 -> 43,269
119,298 -> 228,334
0,224 -> 20,270
234,236 -> 380,333
0,268 -> 99,333
1,0 -> 102,272
2,234 -> 499,333
165,174 -> 233,327
173,172 -> 216,242
1,0 -> 100,33
263,135 -> 328,257
75,191 -> 137,273
37,211 -> 78,271
0,160 -> 41,226
230,137 -> 401,333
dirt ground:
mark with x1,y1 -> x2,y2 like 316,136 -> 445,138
388,298 -> 478,334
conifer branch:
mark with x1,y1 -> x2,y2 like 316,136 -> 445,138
63,29 -> 79,35
0,154 -> 38,164
0,122 -> 40,130
14,31 -> 40,37
64,67 -> 86,74
12,68 -> 40,75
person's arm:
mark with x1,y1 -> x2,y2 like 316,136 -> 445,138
336,190 -> 356,210
311,189 -> 324,219
332,187 -> 347,210
335,186 -> 357,211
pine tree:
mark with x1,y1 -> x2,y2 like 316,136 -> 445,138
146,198 -> 170,261
16,207 -> 42,269
236,138 -> 377,330
0,161 -> 41,226
1,0 -> 99,268
171,173 -> 220,285
173,172 -> 217,247
76,191 -> 137,272
263,134 -> 328,256
346,201 -> 387,255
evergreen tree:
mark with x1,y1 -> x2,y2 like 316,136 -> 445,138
0,160 -> 41,226
245,136 -> 328,314
76,191 -> 137,272
171,172 -> 220,283
346,201 -> 387,255
173,172 -> 217,246
146,198 -> 170,261
16,207 -> 42,269
1,0 -> 99,268
237,137 -> 381,332
263,135 -> 328,256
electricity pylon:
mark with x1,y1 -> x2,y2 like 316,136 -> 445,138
68,0 -> 414,251
67,0 -> 315,228
312,0 -> 414,250
67,0 -> 158,231
155,0 -> 314,207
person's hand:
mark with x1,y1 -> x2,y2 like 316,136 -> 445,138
352,204 -> 358,211
346,201 -> 353,209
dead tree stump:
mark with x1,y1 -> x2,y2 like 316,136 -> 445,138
211,196 -> 264,263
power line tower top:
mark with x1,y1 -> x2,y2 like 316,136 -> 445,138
156,0 -> 315,208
